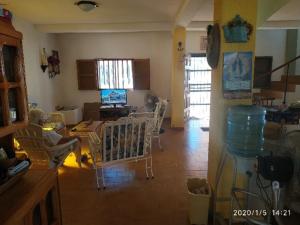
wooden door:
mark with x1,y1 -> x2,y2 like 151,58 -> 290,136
254,56 -> 273,88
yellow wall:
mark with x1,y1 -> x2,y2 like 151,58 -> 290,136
208,0 -> 258,217
171,26 -> 186,128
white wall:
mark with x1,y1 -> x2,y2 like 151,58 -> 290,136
12,17 -> 60,112
55,32 -> 172,115
186,31 -> 207,54
255,29 -> 287,81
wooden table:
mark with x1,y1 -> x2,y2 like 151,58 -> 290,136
69,120 -> 103,138
0,169 -> 62,225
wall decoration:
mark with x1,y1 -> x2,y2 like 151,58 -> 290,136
47,50 -> 60,78
200,36 -> 208,51
206,23 -> 220,69
223,15 -> 253,43
40,48 -> 48,72
223,51 -> 253,99
0,7 -> 13,22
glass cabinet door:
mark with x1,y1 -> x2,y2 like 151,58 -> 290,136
2,45 -> 17,82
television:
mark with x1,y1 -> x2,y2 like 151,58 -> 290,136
100,89 -> 127,106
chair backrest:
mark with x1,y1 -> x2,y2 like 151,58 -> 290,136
14,124 -> 50,164
153,99 -> 168,134
89,117 -> 153,163
48,112 -> 65,124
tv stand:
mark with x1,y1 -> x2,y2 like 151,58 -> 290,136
99,105 -> 132,121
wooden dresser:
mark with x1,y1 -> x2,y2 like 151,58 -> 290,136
0,169 -> 62,225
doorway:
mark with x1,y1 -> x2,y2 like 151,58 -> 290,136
185,54 -> 212,128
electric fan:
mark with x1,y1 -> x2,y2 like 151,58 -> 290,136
144,93 -> 158,112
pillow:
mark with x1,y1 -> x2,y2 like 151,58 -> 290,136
43,130 -> 63,146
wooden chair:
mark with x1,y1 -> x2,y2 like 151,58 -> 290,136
15,124 -> 81,168
130,98 -> 168,150
88,117 -> 153,189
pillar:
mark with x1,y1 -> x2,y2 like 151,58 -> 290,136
208,0 -> 258,217
171,26 -> 186,128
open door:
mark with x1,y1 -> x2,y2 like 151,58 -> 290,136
185,54 -> 212,129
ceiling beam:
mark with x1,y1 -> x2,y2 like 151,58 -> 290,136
187,21 -> 212,31
174,0 -> 205,27
35,22 -> 173,33
259,20 -> 300,29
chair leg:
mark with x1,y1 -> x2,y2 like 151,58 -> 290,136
101,167 -> 106,189
158,136 -> 162,150
145,157 -> 149,179
95,167 -> 100,190
150,156 -> 154,179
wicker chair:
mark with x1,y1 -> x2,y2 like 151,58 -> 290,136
45,112 -> 67,135
15,124 -> 81,168
130,98 -> 168,150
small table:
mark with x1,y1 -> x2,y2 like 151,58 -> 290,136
69,121 -> 103,138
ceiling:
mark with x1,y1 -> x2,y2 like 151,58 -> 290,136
2,0 -> 182,24
1,0 -> 299,32
269,0 -> 300,21
192,0 -> 213,22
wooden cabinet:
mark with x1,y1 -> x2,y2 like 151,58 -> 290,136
0,169 -> 62,225
0,17 -> 28,151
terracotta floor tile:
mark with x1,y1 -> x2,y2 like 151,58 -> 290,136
58,120 -> 209,225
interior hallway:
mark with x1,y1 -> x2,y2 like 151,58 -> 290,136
58,119 -> 209,225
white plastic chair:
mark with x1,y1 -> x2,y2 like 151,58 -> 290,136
15,124 -> 81,168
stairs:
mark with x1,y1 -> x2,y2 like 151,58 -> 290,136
253,55 -> 300,105
254,75 -> 300,105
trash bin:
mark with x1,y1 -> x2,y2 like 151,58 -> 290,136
187,178 -> 211,225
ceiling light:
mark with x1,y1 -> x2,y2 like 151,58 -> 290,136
74,1 -> 99,12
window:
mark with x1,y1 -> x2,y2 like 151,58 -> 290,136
77,58 -> 150,90
97,59 -> 133,89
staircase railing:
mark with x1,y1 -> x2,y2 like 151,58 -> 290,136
266,55 -> 300,104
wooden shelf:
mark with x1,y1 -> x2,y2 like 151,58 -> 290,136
0,17 -> 28,150
0,121 -> 27,137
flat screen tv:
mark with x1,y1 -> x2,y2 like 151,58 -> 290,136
100,89 -> 127,105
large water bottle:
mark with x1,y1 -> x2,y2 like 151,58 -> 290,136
227,105 -> 266,158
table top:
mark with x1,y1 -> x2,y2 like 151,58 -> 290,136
70,121 -> 103,134
0,169 -> 57,225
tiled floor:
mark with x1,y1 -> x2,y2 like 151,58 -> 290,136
58,119 -> 209,225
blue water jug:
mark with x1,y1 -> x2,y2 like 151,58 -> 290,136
227,105 -> 266,158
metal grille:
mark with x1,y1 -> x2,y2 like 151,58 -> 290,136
97,59 -> 133,89
186,55 -> 211,127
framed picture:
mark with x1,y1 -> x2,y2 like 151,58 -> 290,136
223,51 -> 253,99
47,50 -> 60,78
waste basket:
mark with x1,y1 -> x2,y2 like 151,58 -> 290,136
187,178 -> 211,225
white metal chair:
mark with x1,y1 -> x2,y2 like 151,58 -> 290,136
130,98 -> 168,150
88,117 -> 153,189
15,124 -> 81,168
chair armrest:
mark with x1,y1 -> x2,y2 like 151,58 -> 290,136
47,138 -> 79,152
